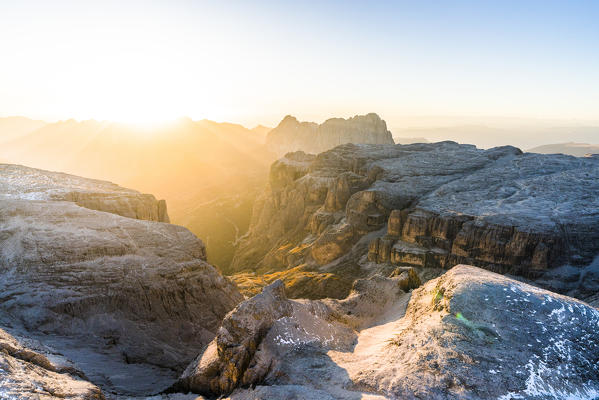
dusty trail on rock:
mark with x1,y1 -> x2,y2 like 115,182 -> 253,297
327,293 -> 412,398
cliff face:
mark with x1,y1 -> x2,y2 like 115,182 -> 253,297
175,265 -> 599,399
0,164 -> 170,222
265,113 -> 394,157
231,142 -> 599,301
0,164 -> 242,396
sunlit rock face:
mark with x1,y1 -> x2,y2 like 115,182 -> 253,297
0,163 -> 170,222
176,265 -> 599,400
265,113 -> 394,157
0,164 -> 243,396
231,141 -> 599,301
172,273 -> 412,398
380,265 -> 599,400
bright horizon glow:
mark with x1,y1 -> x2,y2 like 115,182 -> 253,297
1,0 -> 598,128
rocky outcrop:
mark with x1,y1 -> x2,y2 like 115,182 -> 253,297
177,265 -> 599,399
0,164 -> 243,396
0,328 -> 104,399
265,113 -> 394,157
172,272 -> 415,398
0,163 -> 170,222
232,142 -> 599,301
373,265 -> 599,399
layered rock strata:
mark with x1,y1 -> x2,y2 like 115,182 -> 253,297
0,164 -> 243,395
0,163 -> 170,222
232,142 -> 599,300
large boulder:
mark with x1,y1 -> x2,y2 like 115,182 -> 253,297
338,265 -> 599,399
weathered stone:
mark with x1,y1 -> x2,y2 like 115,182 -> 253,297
180,265 -> 599,399
310,223 -> 355,265
233,141 -> 599,301
174,273 -> 412,398
389,266 -> 422,291
0,163 -> 170,222
172,281 -> 294,395
197,266 -> 599,399
266,113 -> 394,157
0,164 -> 243,395
0,327 -> 105,399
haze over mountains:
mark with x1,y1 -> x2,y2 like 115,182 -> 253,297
528,142 -> 599,157
391,122 -> 599,150
0,113 -> 400,270
0,117 -> 276,269
2,113 -> 598,273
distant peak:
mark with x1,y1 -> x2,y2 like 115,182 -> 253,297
282,115 -> 298,123
277,115 -> 299,128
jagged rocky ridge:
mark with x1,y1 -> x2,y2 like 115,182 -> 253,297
0,164 -> 243,397
231,141 -> 599,301
265,113 -> 394,157
174,265 -> 599,399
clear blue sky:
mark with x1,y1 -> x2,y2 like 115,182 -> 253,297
1,0 -> 598,126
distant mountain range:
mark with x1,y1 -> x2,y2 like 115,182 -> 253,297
265,113 -> 394,156
391,124 -> 599,149
0,116 -> 276,270
0,116 -> 46,143
0,113 -> 395,271
528,142 -> 599,157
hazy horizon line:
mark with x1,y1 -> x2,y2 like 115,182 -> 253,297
2,112 -> 599,130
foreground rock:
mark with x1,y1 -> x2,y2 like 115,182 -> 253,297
172,272 -> 415,398
177,265 -> 599,400
265,113 -> 394,157
0,328 -> 104,399
0,164 -> 243,396
232,142 -> 599,302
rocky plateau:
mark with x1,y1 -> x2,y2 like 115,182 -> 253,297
232,141 -> 599,303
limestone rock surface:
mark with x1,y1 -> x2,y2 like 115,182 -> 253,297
232,142 -> 599,301
0,163 -> 170,222
0,164 -> 243,396
179,265 -> 599,400
173,273 -> 411,398
0,327 -> 104,399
